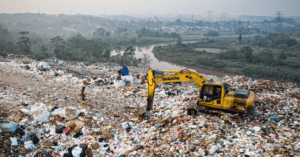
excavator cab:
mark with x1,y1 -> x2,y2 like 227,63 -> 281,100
198,82 -> 226,110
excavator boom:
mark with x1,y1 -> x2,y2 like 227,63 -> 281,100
146,69 -> 208,111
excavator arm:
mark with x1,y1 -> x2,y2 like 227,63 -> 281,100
146,69 -> 208,111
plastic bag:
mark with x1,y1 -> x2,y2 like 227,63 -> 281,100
270,117 -> 280,121
0,121 -> 18,132
72,146 -> 83,157
252,126 -> 261,133
77,62 -> 85,67
10,137 -> 18,146
114,80 -> 126,88
34,110 -> 50,123
209,145 -> 219,155
57,59 -> 65,65
24,141 -> 35,149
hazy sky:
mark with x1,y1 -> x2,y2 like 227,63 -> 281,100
1,0 -> 300,17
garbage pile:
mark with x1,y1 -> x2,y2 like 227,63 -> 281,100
0,58 -> 300,157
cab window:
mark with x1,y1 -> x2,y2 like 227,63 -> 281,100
203,86 -> 213,95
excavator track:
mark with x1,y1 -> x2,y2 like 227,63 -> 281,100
187,99 -> 256,117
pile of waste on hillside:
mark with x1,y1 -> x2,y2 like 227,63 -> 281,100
0,58 -> 300,157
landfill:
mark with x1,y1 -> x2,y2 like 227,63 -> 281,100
0,57 -> 300,157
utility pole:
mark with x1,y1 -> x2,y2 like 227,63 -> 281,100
275,11 -> 283,33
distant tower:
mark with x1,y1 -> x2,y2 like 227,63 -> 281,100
38,7 -> 40,13
275,11 -> 283,33
207,10 -> 212,22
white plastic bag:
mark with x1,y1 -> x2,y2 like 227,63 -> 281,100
33,110 -> 50,123
10,137 -> 18,146
72,146 -> 83,157
31,103 -> 50,123
209,145 -> 219,155
114,80 -> 126,88
24,141 -> 35,149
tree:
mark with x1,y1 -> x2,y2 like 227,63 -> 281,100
123,27 -> 128,33
124,46 -> 135,57
205,30 -> 219,37
140,27 -> 147,35
251,35 -> 267,47
104,49 -> 111,58
238,34 -> 242,44
105,31 -> 111,38
277,51 -> 287,60
40,45 -> 48,54
176,37 -> 183,47
0,25 -> 11,41
268,41 -> 273,48
219,43 -> 226,53
17,31 -> 31,54
93,28 -> 106,37
260,48 -> 274,66
114,27 -> 124,36
239,46 -> 253,62
138,34 -> 143,38
170,32 -> 180,38
227,49 -> 240,60
50,36 -> 65,59
139,53 -> 153,70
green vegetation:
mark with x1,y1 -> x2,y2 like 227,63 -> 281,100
92,27 -> 180,47
204,30 -> 219,37
251,33 -> 298,48
136,27 -> 180,38
0,24 -> 140,67
153,36 -> 300,83
110,46 -> 141,67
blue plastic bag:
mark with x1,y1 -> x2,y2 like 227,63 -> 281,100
122,66 -> 130,76
270,117 -> 280,121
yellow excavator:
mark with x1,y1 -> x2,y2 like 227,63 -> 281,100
146,69 -> 255,115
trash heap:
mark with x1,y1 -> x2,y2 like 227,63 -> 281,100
0,58 -> 300,157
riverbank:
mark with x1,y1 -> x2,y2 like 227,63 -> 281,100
153,44 -> 300,83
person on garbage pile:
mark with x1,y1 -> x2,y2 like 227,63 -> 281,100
80,86 -> 86,100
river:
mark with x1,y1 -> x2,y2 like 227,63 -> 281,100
111,42 -> 233,81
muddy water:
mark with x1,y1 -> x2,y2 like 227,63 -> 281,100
111,43 -> 234,81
